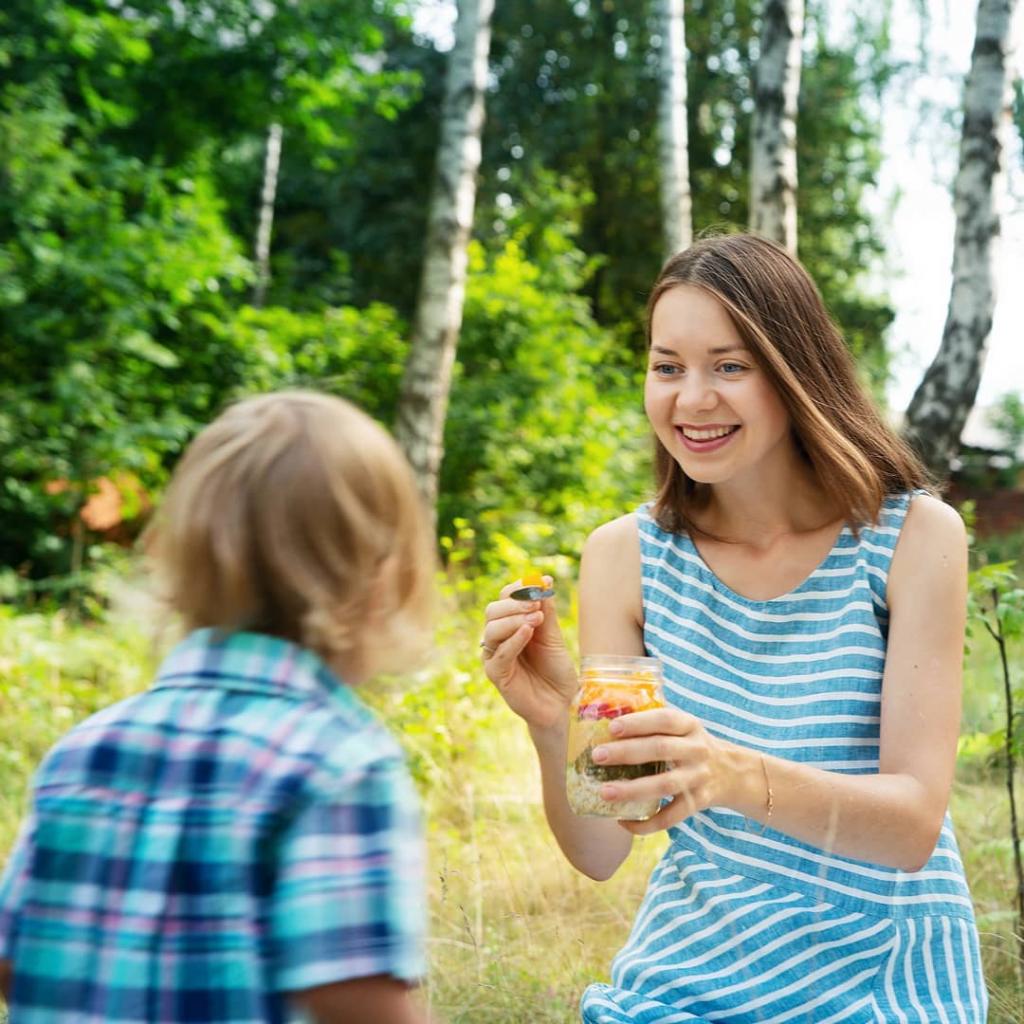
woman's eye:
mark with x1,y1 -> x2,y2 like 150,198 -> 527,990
652,364 -> 681,377
719,362 -> 746,375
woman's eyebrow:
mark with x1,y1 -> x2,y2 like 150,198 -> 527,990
649,344 -> 748,356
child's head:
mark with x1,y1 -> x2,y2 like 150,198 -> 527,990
146,390 -> 435,679
645,233 -> 930,532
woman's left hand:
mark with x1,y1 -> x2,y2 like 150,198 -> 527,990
591,707 -> 735,835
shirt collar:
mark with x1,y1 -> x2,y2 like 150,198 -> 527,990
151,628 -> 365,716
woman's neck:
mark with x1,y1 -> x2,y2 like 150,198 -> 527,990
697,455 -> 841,546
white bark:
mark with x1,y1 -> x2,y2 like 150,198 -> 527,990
252,122 -> 283,308
395,0 -> 494,514
904,0 -> 1019,477
658,0 -> 692,257
750,0 -> 804,253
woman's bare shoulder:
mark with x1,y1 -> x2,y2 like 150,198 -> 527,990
583,512 -> 640,559
889,493 -> 967,600
580,513 -> 644,645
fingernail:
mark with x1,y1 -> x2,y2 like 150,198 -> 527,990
600,785 -> 616,799
527,612 -> 542,623
592,746 -> 608,763
609,720 -> 624,735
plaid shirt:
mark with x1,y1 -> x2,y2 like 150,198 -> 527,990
0,629 -> 426,1023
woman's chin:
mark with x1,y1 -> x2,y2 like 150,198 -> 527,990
675,461 -> 735,486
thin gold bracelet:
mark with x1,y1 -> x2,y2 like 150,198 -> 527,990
760,753 -> 774,824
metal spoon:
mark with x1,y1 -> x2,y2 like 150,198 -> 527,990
510,584 -> 555,601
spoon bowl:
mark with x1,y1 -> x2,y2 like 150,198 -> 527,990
510,585 -> 556,601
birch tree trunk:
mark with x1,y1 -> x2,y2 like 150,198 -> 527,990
658,0 -> 692,257
903,0 -> 1019,478
252,122 -> 283,308
749,0 -> 804,253
394,0 -> 494,516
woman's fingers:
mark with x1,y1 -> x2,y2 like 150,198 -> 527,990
482,590 -> 549,669
485,623 -> 536,680
484,597 -> 542,621
604,707 -> 698,738
600,764 -> 701,805
601,764 -> 710,834
481,607 -> 543,650
591,734 -> 680,767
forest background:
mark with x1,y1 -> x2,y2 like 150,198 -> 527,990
1,0 -> 1023,1021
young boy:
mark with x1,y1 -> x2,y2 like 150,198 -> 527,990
0,391 -> 437,1023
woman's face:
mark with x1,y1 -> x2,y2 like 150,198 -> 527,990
644,285 -> 793,487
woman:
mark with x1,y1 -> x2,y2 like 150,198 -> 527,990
481,234 -> 986,1022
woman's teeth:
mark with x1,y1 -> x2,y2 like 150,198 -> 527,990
682,426 -> 738,440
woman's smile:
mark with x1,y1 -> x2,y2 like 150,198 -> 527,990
675,423 -> 742,453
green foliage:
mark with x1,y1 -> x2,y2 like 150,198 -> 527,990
963,557 -> 1024,986
986,391 -> 1024,485
0,606 -> 156,851
194,301 -> 410,421
439,191 -> 651,571
969,563 -> 1024,641
963,562 -> 1022,762
0,71 -> 251,572
251,24 -> 441,313
476,0 -> 896,391
794,7 -> 896,397
365,575 -> 513,794
0,0 -> 419,577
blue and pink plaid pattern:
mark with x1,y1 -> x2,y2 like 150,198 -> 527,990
0,628 -> 426,1022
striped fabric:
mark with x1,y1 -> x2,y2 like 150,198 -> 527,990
0,629 -> 425,1023
581,494 -> 987,1023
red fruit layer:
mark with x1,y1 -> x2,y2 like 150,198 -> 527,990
577,702 -> 630,720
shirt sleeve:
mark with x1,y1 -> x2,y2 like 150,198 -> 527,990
0,813 -> 36,960
267,755 -> 427,993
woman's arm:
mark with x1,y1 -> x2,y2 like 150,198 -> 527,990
482,515 -> 645,880
596,495 -> 968,872
529,514 -> 647,880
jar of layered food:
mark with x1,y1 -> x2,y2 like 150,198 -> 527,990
565,654 -> 668,821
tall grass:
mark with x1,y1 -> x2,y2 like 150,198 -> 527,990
952,772 -> 1024,1023
0,590 -> 1020,1021
420,722 -> 668,1022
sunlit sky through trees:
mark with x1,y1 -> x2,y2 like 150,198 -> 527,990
873,0 -> 1024,419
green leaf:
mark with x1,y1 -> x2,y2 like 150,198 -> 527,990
120,332 -> 179,369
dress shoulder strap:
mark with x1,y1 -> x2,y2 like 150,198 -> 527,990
858,490 -> 923,615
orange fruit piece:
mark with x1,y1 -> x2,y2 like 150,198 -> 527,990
521,570 -> 546,588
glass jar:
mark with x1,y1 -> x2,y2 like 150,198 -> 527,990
565,654 -> 668,821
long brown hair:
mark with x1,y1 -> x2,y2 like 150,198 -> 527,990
647,233 -> 932,535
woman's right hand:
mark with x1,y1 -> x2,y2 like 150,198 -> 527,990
481,577 -> 578,731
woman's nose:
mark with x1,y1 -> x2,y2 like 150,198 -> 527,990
675,374 -> 718,412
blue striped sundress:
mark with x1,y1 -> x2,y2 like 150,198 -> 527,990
580,493 -> 987,1024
